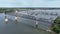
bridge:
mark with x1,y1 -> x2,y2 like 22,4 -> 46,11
5,9 -> 59,31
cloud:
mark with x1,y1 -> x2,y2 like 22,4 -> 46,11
0,0 -> 60,7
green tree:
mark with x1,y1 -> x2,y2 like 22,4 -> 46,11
53,16 -> 60,34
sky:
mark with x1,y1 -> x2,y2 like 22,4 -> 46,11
0,0 -> 60,7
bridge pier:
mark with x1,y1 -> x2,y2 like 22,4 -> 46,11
14,10 -> 18,22
4,14 -> 8,24
35,20 -> 38,29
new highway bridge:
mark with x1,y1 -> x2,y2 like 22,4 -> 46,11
0,9 -> 59,34
6,10 -> 58,30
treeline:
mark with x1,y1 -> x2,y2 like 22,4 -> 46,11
0,8 -> 15,13
53,16 -> 60,34
0,8 -> 35,13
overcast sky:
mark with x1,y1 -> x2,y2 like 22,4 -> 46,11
0,0 -> 60,7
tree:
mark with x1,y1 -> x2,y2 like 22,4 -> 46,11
53,16 -> 60,34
